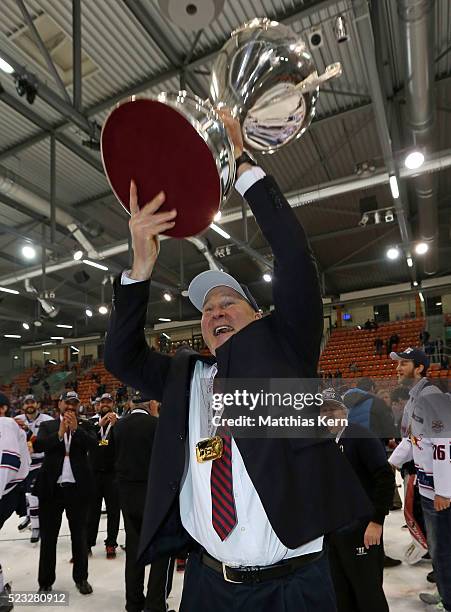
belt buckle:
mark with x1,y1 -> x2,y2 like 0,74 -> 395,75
222,563 -> 242,584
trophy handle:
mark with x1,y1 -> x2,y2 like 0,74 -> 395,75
295,62 -> 343,93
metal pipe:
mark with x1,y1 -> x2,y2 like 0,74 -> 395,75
72,0 -> 82,111
0,166 -> 98,257
50,133 -> 56,244
398,0 -> 437,273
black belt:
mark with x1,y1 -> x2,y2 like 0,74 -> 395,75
200,548 -> 323,584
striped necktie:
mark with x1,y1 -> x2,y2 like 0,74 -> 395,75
210,432 -> 237,540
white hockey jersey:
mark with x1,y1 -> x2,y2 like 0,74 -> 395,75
390,380 -> 451,500
0,417 -> 30,499
15,412 -> 53,471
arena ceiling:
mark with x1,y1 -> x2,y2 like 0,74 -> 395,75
1,0 -> 451,347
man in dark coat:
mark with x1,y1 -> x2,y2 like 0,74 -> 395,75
105,113 -> 372,612
113,396 -> 174,612
33,391 -> 96,594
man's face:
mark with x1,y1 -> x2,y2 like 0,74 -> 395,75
0,404 -> 9,417
99,399 -> 114,415
320,402 -> 347,434
60,400 -> 79,415
201,286 -> 261,355
396,359 -> 423,383
23,400 -> 38,416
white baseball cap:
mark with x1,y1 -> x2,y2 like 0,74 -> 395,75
188,270 -> 259,312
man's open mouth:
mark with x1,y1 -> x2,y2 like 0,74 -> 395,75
213,325 -> 234,337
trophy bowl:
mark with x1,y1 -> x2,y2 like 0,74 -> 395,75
209,18 -> 320,153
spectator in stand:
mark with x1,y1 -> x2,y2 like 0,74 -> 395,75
420,330 -> 430,346
364,319 -> 372,330
334,369 -> 342,379
390,387 -> 410,438
376,389 -> 391,407
374,337 -> 384,359
349,362 -> 360,374
388,334 -> 400,354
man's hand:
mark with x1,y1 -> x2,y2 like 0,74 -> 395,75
107,413 -> 118,426
434,495 -> 451,511
99,414 -> 110,427
129,180 -> 177,281
363,521 -> 383,549
64,412 -> 78,433
217,109 -> 244,159
58,419 -> 67,439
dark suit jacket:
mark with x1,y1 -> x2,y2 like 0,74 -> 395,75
113,411 -> 158,484
33,418 -> 97,501
105,175 -> 373,564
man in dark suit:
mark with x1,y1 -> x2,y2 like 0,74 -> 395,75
86,392 -> 120,558
105,113 -> 372,611
33,391 -> 97,595
113,394 -> 174,612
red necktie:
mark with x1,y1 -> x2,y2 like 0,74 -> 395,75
210,433 -> 237,540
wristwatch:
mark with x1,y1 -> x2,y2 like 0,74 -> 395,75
236,151 -> 258,169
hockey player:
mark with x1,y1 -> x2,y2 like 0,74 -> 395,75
14,395 -> 53,543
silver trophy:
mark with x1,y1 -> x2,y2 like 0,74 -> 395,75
102,18 -> 342,227
156,18 -> 341,202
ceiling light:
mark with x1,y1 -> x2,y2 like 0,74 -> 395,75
85,308 -> 93,317
41,341 -> 53,346
42,351 -> 50,355
386,247 -> 400,260
82,259 -> 109,271
22,245 -> 36,259
50,336 -> 64,340
162,332 -> 171,340
415,242 -> 429,255
0,286 -> 19,294
358,213 -> 369,227
13,355 -> 19,360
374,211 -> 381,224
263,272 -> 272,282
405,150 -> 424,170
70,345 -> 80,352
4,334 -> 21,338
163,292 -> 172,302
413,281 -> 418,287
419,291 -> 425,303
73,250 -> 83,261
406,257 -> 413,268
56,324 -> 73,329
210,223 -> 230,239
22,322 -> 30,330
213,211 -> 222,222
98,305 -> 108,315
48,359 -> 57,365
158,317 -> 172,322
436,301 -> 442,306
385,210 -> 394,223
0,57 -> 14,74
389,175 -> 399,199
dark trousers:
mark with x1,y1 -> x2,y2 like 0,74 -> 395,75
38,485 -> 89,587
328,526 -> 388,612
422,496 -> 451,611
0,486 -> 22,529
179,548 -> 336,612
119,483 -> 174,612
87,471 -> 120,548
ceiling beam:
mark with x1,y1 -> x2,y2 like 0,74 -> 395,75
0,91 -> 103,173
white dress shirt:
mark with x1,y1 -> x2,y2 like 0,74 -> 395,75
179,361 -> 323,566
57,417 -> 76,484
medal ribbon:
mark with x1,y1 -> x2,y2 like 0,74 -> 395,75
100,422 -> 112,442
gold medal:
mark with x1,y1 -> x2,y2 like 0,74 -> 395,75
196,436 -> 223,463
98,439 -> 109,446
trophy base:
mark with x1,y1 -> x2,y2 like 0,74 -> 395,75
101,98 -> 224,238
